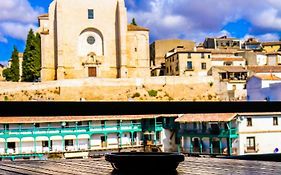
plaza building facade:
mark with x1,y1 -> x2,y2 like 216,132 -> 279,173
38,0 -> 150,81
0,115 -> 179,160
176,112 -> 281,156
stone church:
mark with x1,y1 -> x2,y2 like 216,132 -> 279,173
38,0 -> 150,81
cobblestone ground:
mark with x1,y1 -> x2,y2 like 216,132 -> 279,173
0,157 -> 280,175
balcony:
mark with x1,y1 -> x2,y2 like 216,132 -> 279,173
179,128 -> 238,138
0,123 -> 144,138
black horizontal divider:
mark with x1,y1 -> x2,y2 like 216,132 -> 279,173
0,102 -> 281,116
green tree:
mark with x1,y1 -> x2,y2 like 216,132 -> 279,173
131,18 -> 137,26
22,29 -> 41,82
3,46 -> 20,82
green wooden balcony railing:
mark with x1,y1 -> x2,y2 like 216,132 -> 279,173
179,128 -> 238,138
0,123 -> 164,139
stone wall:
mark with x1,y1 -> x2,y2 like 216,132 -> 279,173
0,76 -> 221,101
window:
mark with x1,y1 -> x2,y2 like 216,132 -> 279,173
87,36 -> 95,45
88,9 -> 94,19
193,123 -> 197,129
201,63 -> 207,70
5,124 -> 9,130
42,141 -> 48,147
273,117 -> 278,126
65,140 -> 74,146
101,120 -> 106,126
187,61 -> 193,70
77,121 -> 82,126
246,137 -> 255,152
208,55 -> 211,59
247,118 -> 252,127
188,53 -> 191,59
34,123 -> 40,128
201,53 -> 205,59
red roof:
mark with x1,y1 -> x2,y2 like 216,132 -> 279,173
247,66 -> 281,73
212,58 -> 245,61
213,66 -> 248,73
0,114 -> 179,124
175,113 -> 237,123
262,41 -> 281,46
254,74 -> 281,81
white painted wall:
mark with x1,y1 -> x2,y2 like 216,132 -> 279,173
161,129 -> 177,152
78,139 -> 89,150
107,133 -> 118,148
52,140 -> 64,152
247,77 -> 281,101
256,55 -> 267,66
0,142 -> 5,154
121,132 -> 131,146
238,115 -> 281,155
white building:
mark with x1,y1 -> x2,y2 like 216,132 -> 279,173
0,115 -> 179,160
176,112 -> 281,156
211,57 -> 246,67
246,75 -> 281,101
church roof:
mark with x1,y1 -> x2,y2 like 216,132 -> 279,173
38,14 -> 49,20
127,24 -> 149,31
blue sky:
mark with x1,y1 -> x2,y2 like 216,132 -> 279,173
0,0 -> 281,65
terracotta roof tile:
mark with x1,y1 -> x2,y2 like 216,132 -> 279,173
212,58 -> 245,61
0,114 -> 179,124
127,24 -> 149,31
247,66 -> 281,73
254,74 -> 281,81
175,113 -> 237,123
213,66 -> 248,73
262,41 -> 281,46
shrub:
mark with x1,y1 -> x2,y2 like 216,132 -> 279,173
148,90 -> 158,97
4,96 -> 8,101
132,92 -> 141,98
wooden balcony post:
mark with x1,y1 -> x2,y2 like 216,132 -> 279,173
209,138 -> 213,154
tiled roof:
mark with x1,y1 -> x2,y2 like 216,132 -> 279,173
266,52 -> 281,56
212,58 -> 245,61
213,66 -> 248,73
175,112 -> 281,123
254,74 -> 281,81
247,66 -> 281,73
175,113 -> 237,123
0,114 -> 179,124
210,49 -> 238,54
38,14 -> 49,19
127,24 -> 149,31
262,41 -> 281,46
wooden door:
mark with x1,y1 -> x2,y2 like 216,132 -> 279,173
88,67 -> 97,77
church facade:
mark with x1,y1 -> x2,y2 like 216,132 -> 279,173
38,0 -> 150,81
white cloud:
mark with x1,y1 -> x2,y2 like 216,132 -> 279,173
0,0 -> 42,43
0,61 -> 8,66
0,22 -> 37,41
242,33 -> 280,42
127,0 -> 281,42
0,34 -> 8,43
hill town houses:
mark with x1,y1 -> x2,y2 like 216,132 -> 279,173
1,0 -> 281,161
